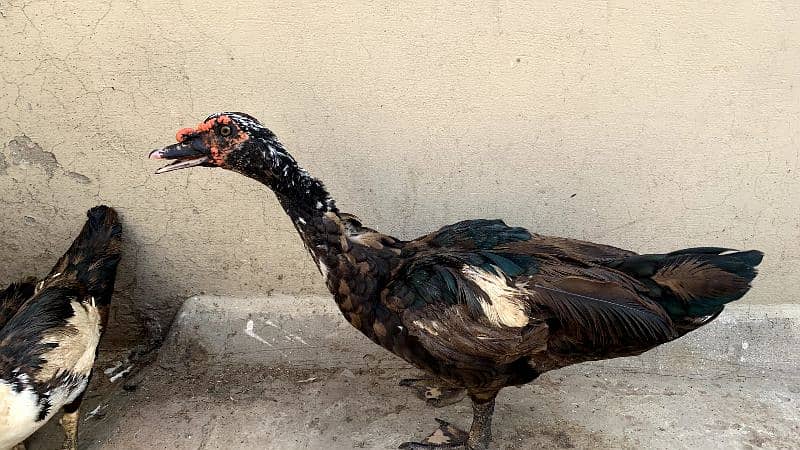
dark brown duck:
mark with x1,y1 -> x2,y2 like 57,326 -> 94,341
150,113 -> 762,450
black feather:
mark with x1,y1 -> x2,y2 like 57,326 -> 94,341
0,279 -> 35,330
428,219 -> 531,249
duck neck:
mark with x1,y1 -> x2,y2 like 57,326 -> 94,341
234,141 -> 344,271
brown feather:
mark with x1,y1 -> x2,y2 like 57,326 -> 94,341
529,276 -> 675,348
652,257 -> 749,301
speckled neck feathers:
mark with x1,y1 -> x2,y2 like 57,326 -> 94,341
228,129 -> 346,272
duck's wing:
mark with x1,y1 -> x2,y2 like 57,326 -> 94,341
383,250 -> 549,365
387,221 -> 543,367
516,234 -> 637,262
518,259 -> 676,357
384,251 -> 678,364
384,220 -> 678,366
0,285 -> 85,377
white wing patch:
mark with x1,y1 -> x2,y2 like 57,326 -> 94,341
462,265 -> 530,328
36,301 -> 102,382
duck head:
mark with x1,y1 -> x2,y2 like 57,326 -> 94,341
149,112 -> 295,182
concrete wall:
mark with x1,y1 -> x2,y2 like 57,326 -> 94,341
1,1 -> 798,342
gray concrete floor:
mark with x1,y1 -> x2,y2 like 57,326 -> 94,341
27,296 -> 800,449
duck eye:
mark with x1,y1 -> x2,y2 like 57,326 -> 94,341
219,125 -> 232,136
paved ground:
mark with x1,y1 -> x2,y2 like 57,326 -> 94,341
26,296 -> 800,449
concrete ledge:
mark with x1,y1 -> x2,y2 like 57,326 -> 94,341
159,295 -> 800,378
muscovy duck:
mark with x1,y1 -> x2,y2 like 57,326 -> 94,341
0,206 -> 122,450
150,113 -> 762,450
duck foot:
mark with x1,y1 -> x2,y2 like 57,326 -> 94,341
399,418 -> 469,449
399,378 -> 467,407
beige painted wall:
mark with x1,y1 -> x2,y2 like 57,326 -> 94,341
1,1 -> 798,342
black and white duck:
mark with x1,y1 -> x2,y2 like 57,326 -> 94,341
0,205 -> 122,450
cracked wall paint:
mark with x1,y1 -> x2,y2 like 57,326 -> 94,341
0,0 -> 798,345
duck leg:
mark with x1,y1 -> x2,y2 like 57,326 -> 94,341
400,377 -> 467,407
399,392 -> 497,450
59,392 -> 84,450
12,443 -> 26,450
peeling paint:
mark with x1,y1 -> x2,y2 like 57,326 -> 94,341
6,136 -> 60,177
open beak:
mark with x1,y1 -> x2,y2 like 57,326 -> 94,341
148,141 -> 210,174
